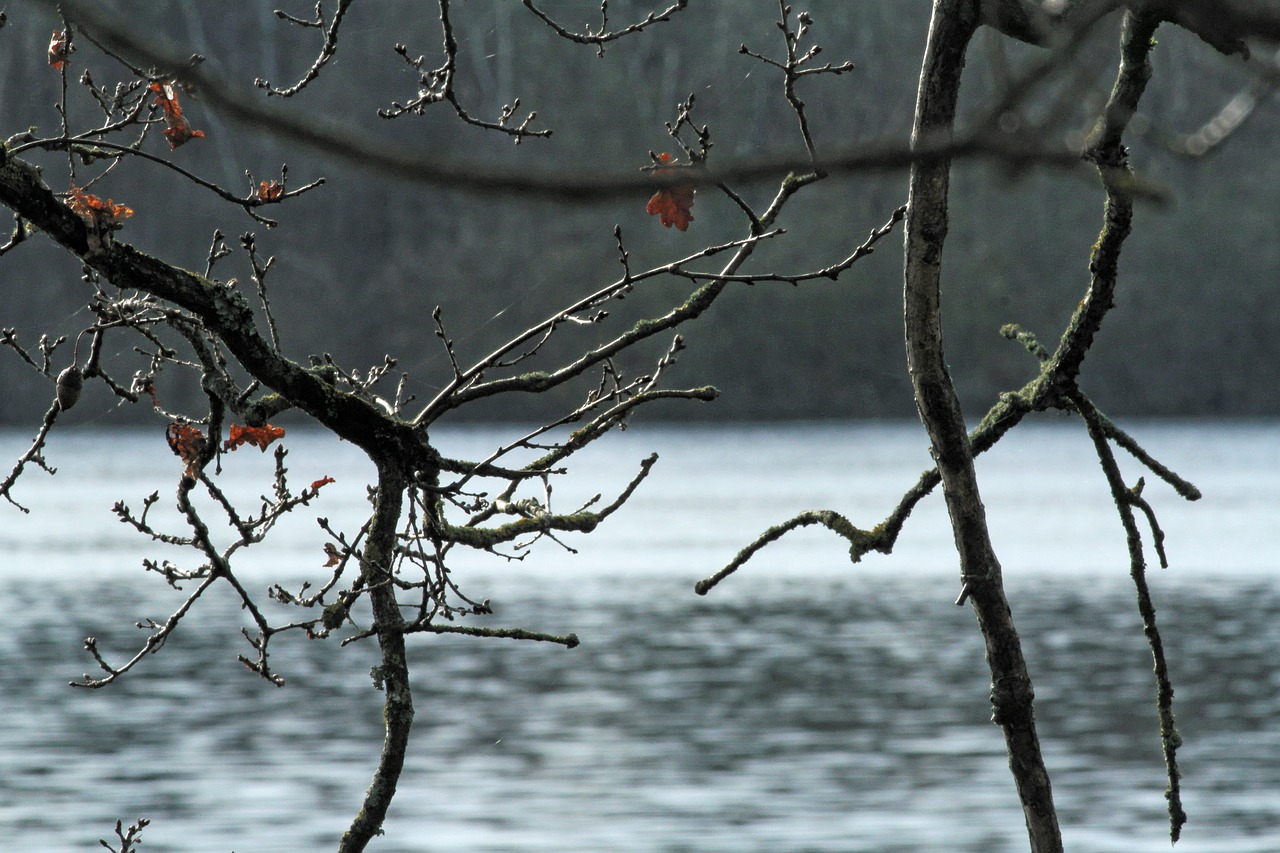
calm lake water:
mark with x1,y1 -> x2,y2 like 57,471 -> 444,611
0,421 -> 1277,852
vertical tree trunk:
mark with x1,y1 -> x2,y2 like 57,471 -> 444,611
339,467 -> 414,853
903,3 -> 1062,851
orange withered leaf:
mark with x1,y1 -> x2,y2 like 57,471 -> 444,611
256,180 -> 284,201
225,423 -> 286,452
646,152 -> 695,231
150,81 -> 206,149
67,184 -> 134,230
647,185 -> 695,231
48,31 -> 72,70
162,122 -> 206,149
322,542 -> 342,568
166,422 -> 206,477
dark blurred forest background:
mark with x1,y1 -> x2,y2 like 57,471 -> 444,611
1,2 -> 1276,426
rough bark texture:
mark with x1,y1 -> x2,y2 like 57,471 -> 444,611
903,3 -> 1063,851
339,467 -> 413,853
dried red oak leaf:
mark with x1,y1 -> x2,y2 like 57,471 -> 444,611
225,423 -> 286,452
645,152 -> 695,231
163,121 -> 205,149
48,30 -> 73,70
67,184 -> 134,229
149,81 -> 206,150
140,381 -> 161,408
256,180 -> 284,201
166,422 -> 206,477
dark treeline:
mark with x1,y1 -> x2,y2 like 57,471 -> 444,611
1,2 -> 1276,426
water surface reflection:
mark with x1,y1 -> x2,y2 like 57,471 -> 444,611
0,423 -> 1275,851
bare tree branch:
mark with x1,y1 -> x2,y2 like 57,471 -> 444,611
41,0 -> 1113,200
257,0 -> 357,97
521,0 -> 688,56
